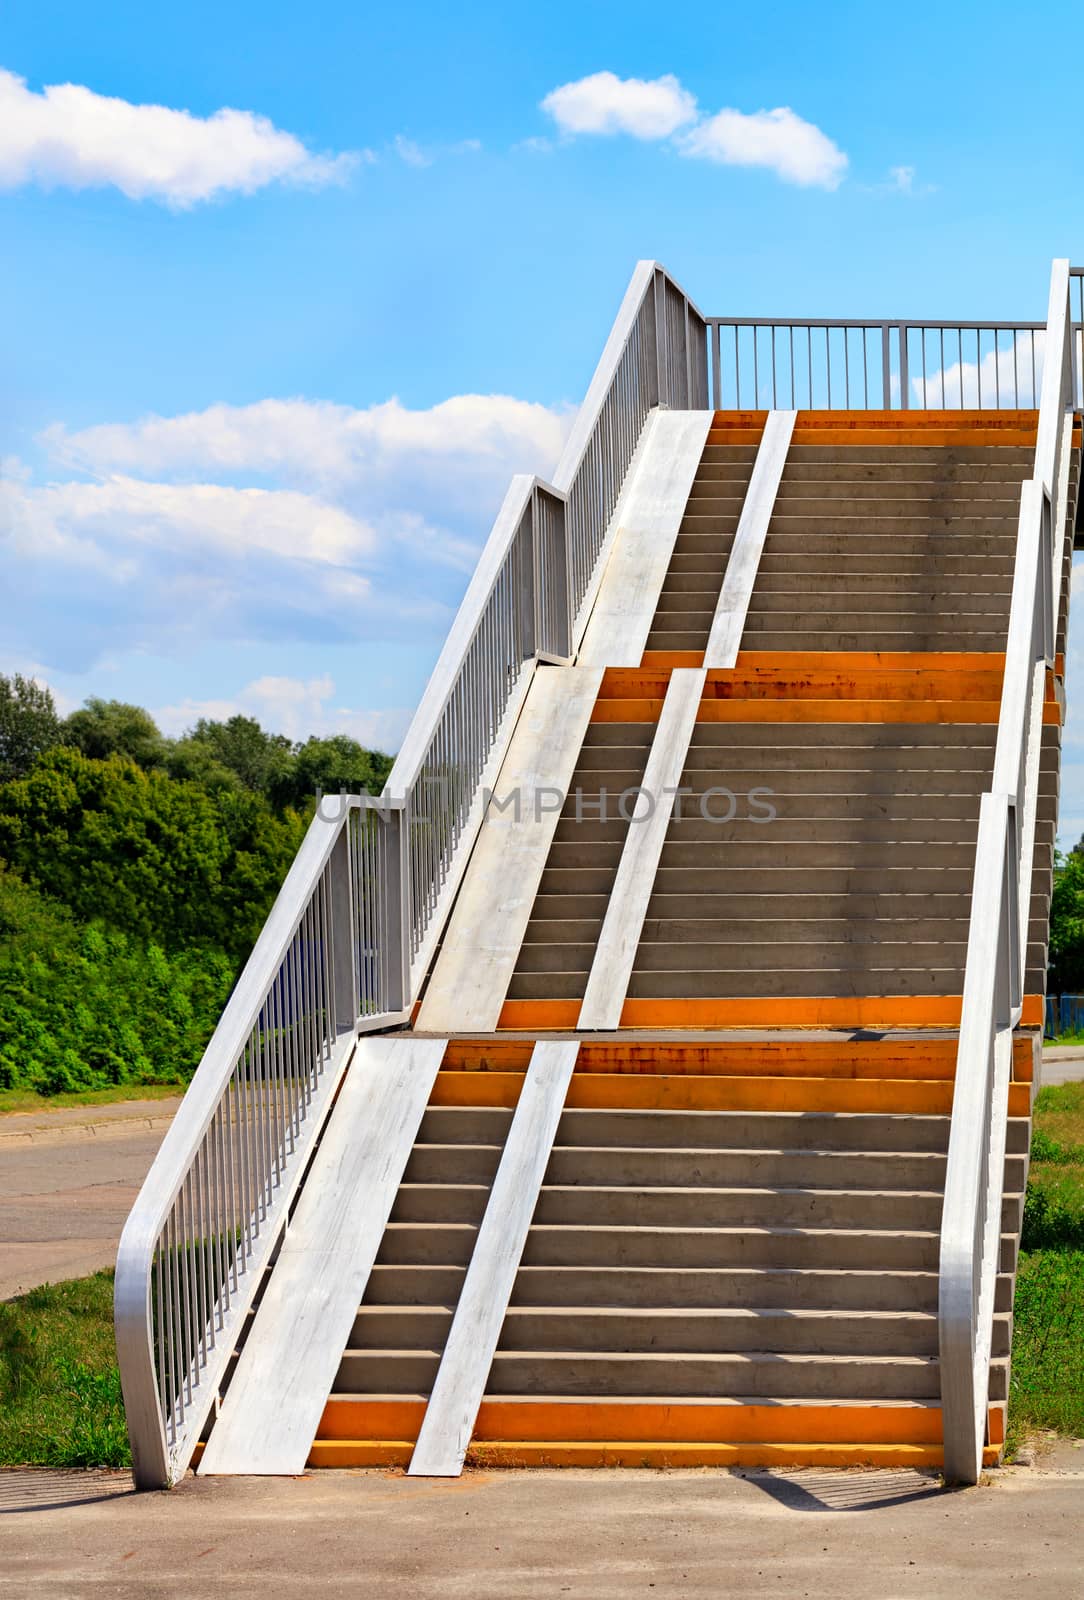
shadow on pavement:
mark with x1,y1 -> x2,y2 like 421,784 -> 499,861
0,1468 -> 135,1515
733,1467 -> 945,1512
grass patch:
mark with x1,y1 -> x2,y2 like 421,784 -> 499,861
1010,1081 -> 1084,1449
0,1271 -> 130,1469
0,1082 -> 183,1117
1009,1251 -> 1084,1442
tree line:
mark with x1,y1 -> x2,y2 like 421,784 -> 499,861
0,673 -> 392,1096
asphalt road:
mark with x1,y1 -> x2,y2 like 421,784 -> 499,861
0,1099 -> 180,1300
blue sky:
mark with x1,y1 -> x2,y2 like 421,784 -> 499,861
3,0 -> 1084,838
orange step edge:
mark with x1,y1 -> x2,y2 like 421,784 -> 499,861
442,1036 -> 1036,1084
431,1068 -> 1029,1117
314,1397 -> 1006,1450
306,1441 -> 1001,1470
497,997 -> 1045,1030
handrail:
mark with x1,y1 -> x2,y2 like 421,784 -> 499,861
938,258 -> 1074,1484
705,271 -> 1084,410
385,260 -> 708,986
114,795 -> 408,1487
116,258 -> 709,1488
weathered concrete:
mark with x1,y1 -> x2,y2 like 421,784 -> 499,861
0,1099 -> 179,1299
0,1465 -> 1081,1599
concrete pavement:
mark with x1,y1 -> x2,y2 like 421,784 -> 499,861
0,1098 -> 180,1299
1,1464 -> 1082,1599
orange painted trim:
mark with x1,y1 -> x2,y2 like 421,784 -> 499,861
318,1395 -> 944,1447
574,1038 -> 961,1077
564,1071 -> 957,1115
429,1070 -> 526,1108
309,1442 -> 413,1468
619,996 -> 967,1029
500,996 -> 1045,1031
499,999 -> 581,1029
319,1399 -> 425,1441
599,664 -> 1006,701
782,408 -> 1038,424
590,697 -> 665,723
641,651 -> 1010,672
789,429 -> 1039,447
442,1040 -> 536,1071
463,1441 -> 999,1469
472,1398 -> 942,1445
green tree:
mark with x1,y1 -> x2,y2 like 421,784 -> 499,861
0,674 -> 61,781
0,747 -> 304,961
62,699 -> 163,768
275,734 -> 393,811
1050,848 -> 1084,994
186,716 -> 293,798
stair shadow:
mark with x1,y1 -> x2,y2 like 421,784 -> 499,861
0,1469 -> 136,1515
733,1467 -> 944,1512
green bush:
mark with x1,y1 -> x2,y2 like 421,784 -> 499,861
0,867 -> 233,1094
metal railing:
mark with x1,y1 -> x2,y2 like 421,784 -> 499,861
938,258 -> 1075,1484
114,795 -> 408,1488
115,259 -> 707,1488
386,260 -> 708,983
707,273 -> 1084,410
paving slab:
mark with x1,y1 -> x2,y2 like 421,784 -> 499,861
0,1465 -> 1081,1600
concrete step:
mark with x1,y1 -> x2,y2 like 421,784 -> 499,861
782,445 -> 1035,464
336,1347 -> 945,1401
745,589 -> 1012,614
760,532 -> 1018,557
689,723 -> 1003,749
730,630 -> 1012,651
377,1220 -> 1021,1276
755,552 -> 1017,576
620,968 -> 967,1000
527,1184 -> 961,1232
553,1108 -> 954,1153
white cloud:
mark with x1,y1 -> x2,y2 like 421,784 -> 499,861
680,106 -> 848,189
42,394 -> 571,512
889,164 -> 915,193
393,134 -> 430,168
542,71 -> 697,140
0,67 -> 355,205
8,388 -> 571,672
540,70 -> 846,190
154,674 -> 412,751
912,330 -> 1044,409
3,474 -> 375,568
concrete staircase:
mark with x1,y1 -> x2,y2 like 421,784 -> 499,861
195,407 -> 1075,1478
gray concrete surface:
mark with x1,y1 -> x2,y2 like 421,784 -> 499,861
0,1465 -> 1082,1600
0,1099 -> 179,1299
1040,1045 -> 1084,1085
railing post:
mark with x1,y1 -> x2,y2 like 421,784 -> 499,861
898,325 -> 909,409
383,805 -> 410,1015
532,484 -> 572,662
329,820 -> 358,1035
653,270 -> 667,407
881,324 -> 892,408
